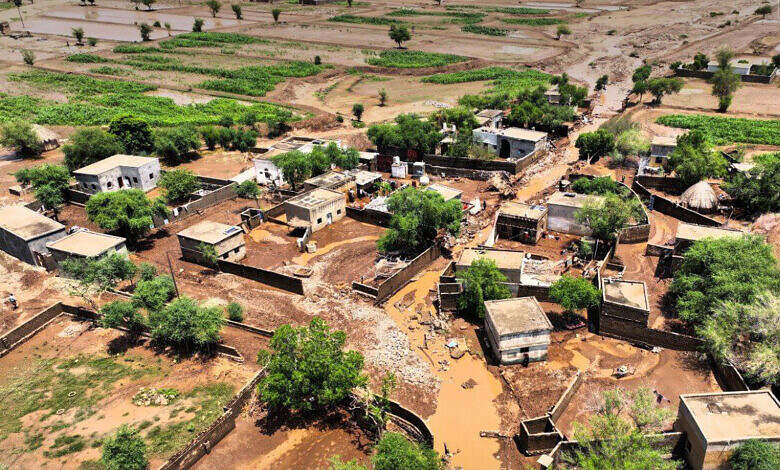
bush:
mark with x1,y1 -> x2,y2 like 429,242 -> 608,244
373,432 -> 440,470
62,127 -> 124,172
193,18 -> 204,32
158,169 -> 200,203
86,189 -> 169,242
0,120 -> 44,159
148,296 -> 224,350
575,129 -> 615,159
101,425 -> 147,470
21,49 -> 35,65
549,275 -> 601,313
352,103 -> 364,121
153,126 -> 201,162
728,439 -> 780,470
101,300 -> 146,333
225,302 -> 244,322
570,176 -> 622,196
456,258 -> 511,319
87,37 -> 98,46
235,180 -> 260,199
366,50 -> 466,68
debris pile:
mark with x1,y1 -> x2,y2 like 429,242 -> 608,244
132,388 -> 179,407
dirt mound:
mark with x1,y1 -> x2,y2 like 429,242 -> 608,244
487,172 -> 516,199
752,213 -> 780,259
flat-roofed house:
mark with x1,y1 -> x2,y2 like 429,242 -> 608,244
354,170 -> 382,193
674,222 -> 743,254
177,220 -> 246,263
472,126 -> 548,160
475,109 -> 504,128
648,135 -> 678,169
546,191 -> 606,236
254,137 -> 342,187
675,390 -> 780,470
484,297 -> 553,364
47,230 -> 127,266
74,155 -> 161,194
456,248 -> 526,283
598,279 -> 650,335
304,171 -> 352,192
496,201 -> 548,244
0,205 -> 66,266
284,188 -> 346,232
426,183 -> 462,202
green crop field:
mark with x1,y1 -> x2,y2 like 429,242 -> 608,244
365,50 -> 467,68
422,67 -> 551,94
501,17 -> 566,25
656,114 -> 780,146
328,14 -> 406,26
461,24 -> 508,36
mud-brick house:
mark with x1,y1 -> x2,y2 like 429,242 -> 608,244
472,126 -> 548,160
0,205 -> 66,266
546,191 -> 605,236
484,297 -> 553,364
177,220 -> 246,263
495,201 -> 547,244
47,230 -> 127,267
596,279 -> 650,336
284,188 -> 345,232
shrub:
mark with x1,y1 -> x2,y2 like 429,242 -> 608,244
0,120 -> 44,158
86,189 -> 169,242
193,18 -> 204,32
235,180 -> 260,199
575,129 -> 615,159
225,302 -> 244,322
148,296 -> 224,351
158,169 -> 200,203
501,17 -> 566,25
66,53 -> 109,63
153,126 -> 201,162
21,49 -> 35,65
570,176 -> 621,195
549,275 -> 601,312
138,23 -> 152,42
101,425 -> 147,470
462,24 -> 507,36
133,275 -> 176,312
373,432 -> 440,470
456,258 -> 511,318
108,114 -> 154,155
728,439 -> 780,470
352,103 -> 364,121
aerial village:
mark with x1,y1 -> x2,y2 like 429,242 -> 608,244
0,0 -> 778,469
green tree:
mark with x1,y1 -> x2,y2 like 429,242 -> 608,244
158,169 -> 201,204
101,425 -> 147,470
699,292 -> 779,385
153,126 -> 201,163
456,258 -> 511,319
108,115 -> 154,155
556,24 -> 571,40
272,8 -> 281,23
0,120 -> 44,159
231,4 -> 242,19
632,64 -> 652,83
372,432 -> 441,470
235,180 -> 261,199
270,150 -> 311,190
723,154 -> 780,214
193,18 -> 204,32
631,79 -> 648,102
34,184 -> 65,219
667,129 -> 727,186
21,49 -> 35,65
549,275 -> 601,313
101,300 -> 146,334
728,439 -> 780,470
206,0 -> 221,17
565,388 -> 676,470
226,302 -> 244,322
132,274 -> 176,312
197,242 -> 219,267
575,129 -> 615,159
141,0 -> 155,9
148,296 -> 224,350
575,192 -> 644,241
377,187 -> 461,256
72,27 -> 85,45
431,106 -> 479,132
614,128 -> 650,156
379,88 -> 388,106
646,77 -> 683,105
86,189 -> 169,242
692,52 -> 709,70
670,235 -> 780,325
15,164 -> 70,218
62,128 -> 124,172
258,318 -> 367,412
352,103 -> 365,122
61,253 -> 138,309
711,66 -> 741,112
200,126 -> 220,150
138,23 -> 152,42
595,74 -> 608,91
570,176 -> 622,195
755,5 -> 772,18
367,114 -> 441,156
388,24 -> 411,48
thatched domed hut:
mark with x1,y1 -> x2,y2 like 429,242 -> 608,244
680,181 -> 718,213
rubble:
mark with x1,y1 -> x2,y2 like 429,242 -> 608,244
132,387 -> 179,407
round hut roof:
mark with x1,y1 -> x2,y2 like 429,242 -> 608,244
680,181 -> 718,211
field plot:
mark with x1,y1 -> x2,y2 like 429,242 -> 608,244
0,315 -> 258,469
650,79 -> 780,118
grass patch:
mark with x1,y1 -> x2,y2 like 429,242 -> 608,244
65,53 -> 111,64
387,8 -> 484,19
365,50 -> 467,68
328,14 -> 406,26
43,434 -> 87,458
10,70 -> 153,96
461,24 -> 507,36
89,66 -> 131,76
501,17 -> 566,25
422,66 -> 549,86
656,114 -> 780,146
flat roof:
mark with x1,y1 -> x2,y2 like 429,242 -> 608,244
457,248 -> 525,271
0,205 -> 65,241
547,191 -> 606,209
499,201 -> 547,220
426,183 -> 462,202
354,170 -> 382,186
74,154 -> 157,175
177,220 -> 243,244
476,109 -> 503,118
681,391 -> 780,443
675,222 -> 743,242
476,126 -> 547,142
47,230 -> 125,257
520,258 -> 561,287
485,297 -> 553,336
602,279 -> 649,311
651,136 -> 677,146
288,188 -> 344,209
304,171 -> 349,188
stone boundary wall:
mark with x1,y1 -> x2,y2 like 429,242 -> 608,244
217,259 -> 305,296
158,368 -> 267,470
345,206 -> 392,227
632,180 -> 721,227
375,245 -> 441,301
0,302 -> 64,357
517,415 -> 563,455
549,372 -> 584,423
423,151 -> 545,175
598,317 -> 703,351
673,67 -> 776,83
351,281 -> 379,298
709,357 -> 750,392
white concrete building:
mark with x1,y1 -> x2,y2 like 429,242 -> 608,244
546,191 -> 606,236
74,155 -> 160,194
254,137 -> 343,187
484,297 -> 553,364
472,126 -> 547,159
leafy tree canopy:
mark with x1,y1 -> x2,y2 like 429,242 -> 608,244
158,169 -> 201,204
388,24 -> 411,47
14,163 -> 70,192
456,258 -> 511,319
0,120 -> 45,159
372,432 -> 441,470
377,187 -> 461,256
367,114 -> 441,156
574,192 -> 644,241
271,150 -> 311,190
570,176 -> 622,196
108,114 -> 154,155
61,252 -> 138,309
101,300 -> 146,333
62,127 -> 124,172
549,275 -> 601,312
85,189 -> 169,242
153,126 -> 201,163
667,129 -> 727,187
148,296 -> 224,350
575,129 -> 615,159
257,317 -> 367,412
724,153 -> 780,215
235,179 -> 261,199
132,274 -> 176,313
728,439 -> 780,470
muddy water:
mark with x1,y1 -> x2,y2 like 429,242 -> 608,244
43,7 -> 242,31
292,235 -> 380,265
385,270 -> 504,470
15,18 -> 169,41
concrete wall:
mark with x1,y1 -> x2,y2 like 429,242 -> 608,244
674,67 -> 776,83
598,315 -> 704,351
285,197 -> 346,232
547,203 -> 592,236
76,160 -> 160,194
216,259 -> 305,295
709,357 -> 749,392
376,245 -> 441,301
0,302 -> 64,357
550,372 -> 584,423
345,206 -> 392,227
632,180 -> 721,227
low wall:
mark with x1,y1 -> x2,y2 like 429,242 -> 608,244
548,432 -> 685,466
645,243 -> 673,256
224,320 -> 273,338
351,281 -> 379,298
632,180 -> 721,227
673,67 -> 776,83
424,151 -> 545,175
0,302 -> 64,357
635,175 -> 683,194
599,315 -> 703,351
550,372 -> 584,423
217,259 -> 304,295
346,206 -> 392,227
65,186 -> 91,205
437,282 -> 462,311
618,223 -> 651,243
376,245 -> 441,301
424,164 -> 496,181
710,356 -> 749,392
384,399 -> 434,447
515,283 -> 551,302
